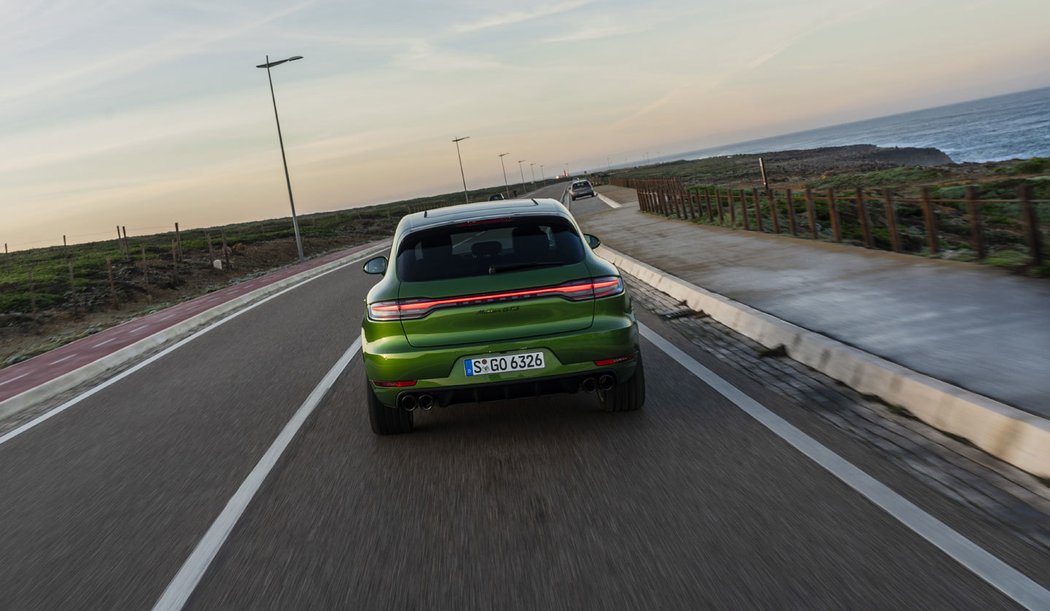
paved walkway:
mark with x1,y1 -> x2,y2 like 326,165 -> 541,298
577,185 -> 1050,418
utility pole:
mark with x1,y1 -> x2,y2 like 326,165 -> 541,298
453,136 -> 470,204
517,160 -> 527,194
498,153 -> 511,198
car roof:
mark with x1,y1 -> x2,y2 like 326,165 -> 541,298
399,198 -> 570,232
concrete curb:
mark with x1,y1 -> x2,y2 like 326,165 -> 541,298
599,245 -> 1050,478
0,241 -> 391,421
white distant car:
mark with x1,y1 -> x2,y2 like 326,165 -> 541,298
568,180 -> 595,200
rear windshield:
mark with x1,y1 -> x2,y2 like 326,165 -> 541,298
397,215 -> 585,282
572,182 -> 591,189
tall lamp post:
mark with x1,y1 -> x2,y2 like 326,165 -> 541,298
257,54 -> 305,262
529,163 -> 536,187
452,136 -> 470,204
498,153 -> 511,198
517,160 -> 527,194
540,164 -> 545,182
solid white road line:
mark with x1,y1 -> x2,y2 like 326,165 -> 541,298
93,337 -> 118,348
152,338 -> 361,611
49,354 -> 78,365
639,323 -> 1050,609
596,194 -> 623,208
0,256 -> 366,449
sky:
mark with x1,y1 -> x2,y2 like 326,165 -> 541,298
2,0 -> 1048,250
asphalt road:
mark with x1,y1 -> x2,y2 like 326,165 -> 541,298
1,194 -> 1047,609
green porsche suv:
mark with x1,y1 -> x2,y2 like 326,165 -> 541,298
361,198 -> 644,434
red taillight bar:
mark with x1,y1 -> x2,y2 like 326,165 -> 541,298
594,354 -> 636,367
368,276 -> 623,321
372,380 -> 417,388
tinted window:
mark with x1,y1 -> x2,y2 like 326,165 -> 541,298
397,215 -> 585,282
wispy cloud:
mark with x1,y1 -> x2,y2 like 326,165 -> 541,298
453,0 -> 592,33
392,41 -> 503,71
541,23 -> 639,43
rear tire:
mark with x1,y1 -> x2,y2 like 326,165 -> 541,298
599,358 -> 645,412
367,381 -> 413,435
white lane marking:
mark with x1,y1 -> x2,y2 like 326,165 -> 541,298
0,254 -> 372,449
157,314 -> 174,321
152,338 -> 361,611
130,325 -> 148,333
639,323 -> 1050,609
93,337 -> 118,348
596,194 -> 622,208
50,354 -> 78,365
0,373 -> 30,388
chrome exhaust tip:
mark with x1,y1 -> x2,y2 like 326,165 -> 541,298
598,374 -> 615,391
399,394 -> 417,411
419,394 -> 434,411
580,377 -> 597,393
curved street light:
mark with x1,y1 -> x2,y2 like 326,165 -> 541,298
498,153 -> 511,198
452,136 -> 470,204
517,160 -> 527,195
257,54 -> 305,262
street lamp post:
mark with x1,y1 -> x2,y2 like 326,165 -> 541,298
452,136 -> 470,204
257,54 -> 305,262
529,163 -> 536,186
498,153 -> 511,198
540,164 -> 545,182
517,160 -> 527,194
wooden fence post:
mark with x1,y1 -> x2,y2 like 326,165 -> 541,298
884,189 -> 901,253
768,189 -> 780,234
221,229 -> 230,269
705,189 -> 714,222
827,189 -> 842,243
966,187 -> 985,260
715,189 -> 725,225
805,187 -> 817,239
856,187 -> 873,248
68,258 -> 78,318
751,188 -> 761,232
1020,185 -> 1043,266
122,226 -> 130,261
728,189 -> 737,227
920,187 -> 938,254
741,190 -> 751,231
785,189 -> 797,236
117,226 -> 124,257
175,222 -> 183,261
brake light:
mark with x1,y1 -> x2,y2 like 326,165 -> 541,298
372,380 -> 417,388
594,354 -> 636,367
367,276 -> 624,321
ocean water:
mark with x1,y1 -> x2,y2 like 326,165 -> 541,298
677,86 -> 1050,164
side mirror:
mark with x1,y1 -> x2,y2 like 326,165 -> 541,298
363,255 -> 388,275
584,234 -> 601,249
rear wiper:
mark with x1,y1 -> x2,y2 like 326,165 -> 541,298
488,262 -> 563,274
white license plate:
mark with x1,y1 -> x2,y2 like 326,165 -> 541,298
465,352 -> 545,376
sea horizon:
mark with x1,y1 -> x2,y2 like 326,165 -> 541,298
667,85 -> 1050,165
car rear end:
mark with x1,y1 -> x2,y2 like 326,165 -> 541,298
362,205 -> 639,414
569,180 -> 595,200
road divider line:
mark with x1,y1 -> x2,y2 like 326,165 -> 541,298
49,354 -> 78,365
0,373 -> 29,387
640,322 -> 1050,609
93,337 -> 117,348
0,251 -> 377,449
152,338 -> 361,611
596,193 -> 622,208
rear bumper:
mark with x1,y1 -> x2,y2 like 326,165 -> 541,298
363,317 -> 638,408
394,366 -> 635,409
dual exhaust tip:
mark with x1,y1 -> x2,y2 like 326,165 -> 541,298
581,374 -> 615,393
399,394 -> 434,411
